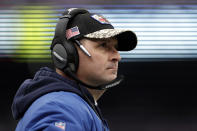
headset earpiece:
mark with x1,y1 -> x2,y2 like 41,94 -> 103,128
51,44 -> 68,70
51,8 -> 88,73
51,40 -> 79,73
62,40 -> 79,73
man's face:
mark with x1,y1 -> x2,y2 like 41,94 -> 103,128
76,37 -> 121,86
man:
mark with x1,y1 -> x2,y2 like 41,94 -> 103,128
11,8 -> 137,131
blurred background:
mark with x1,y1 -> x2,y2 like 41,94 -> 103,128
1,0 -> 197,130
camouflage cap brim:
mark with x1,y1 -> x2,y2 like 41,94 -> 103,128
84,29 -> 130,39
84,29 -> 137,51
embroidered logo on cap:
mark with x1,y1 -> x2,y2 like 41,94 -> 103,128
91,14 -> 110,24
55,122 -> 66,130
66,26 -> 80,39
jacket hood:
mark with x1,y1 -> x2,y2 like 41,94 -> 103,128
11,67 -> 93,120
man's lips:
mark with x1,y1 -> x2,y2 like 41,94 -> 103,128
107,67 -> 118,70
106,64 -> 118,70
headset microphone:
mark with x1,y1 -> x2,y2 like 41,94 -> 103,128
75,40 -> 91,57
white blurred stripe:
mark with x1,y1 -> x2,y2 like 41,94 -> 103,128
0,14 -> 57,18
135,32 -> 197,36
0,32 -> 53,36
138,37 -> 197,41
89,9 -> 197,14
135,46 -> 197,50
0,28 -> 55,31
112,23 -> 197,27
121,50 -> 197,54
120,54 -> 197,58
0,23 -> 56,27
103,14 -> 197,18
0,41 -> 50,45
109,19 -> 197,23
138,41 -> 197,45
126,28 -> 197,31
0,37 -> 53,40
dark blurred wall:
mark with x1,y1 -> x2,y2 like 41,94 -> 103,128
100,60 -> 197,131
0,62 -> 30,130
2,60 -> 197,131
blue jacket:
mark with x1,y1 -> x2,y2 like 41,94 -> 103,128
12,67 -> 109,131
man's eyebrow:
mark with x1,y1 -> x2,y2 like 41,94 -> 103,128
90,39 -> 108,42
99,39 -> 108,43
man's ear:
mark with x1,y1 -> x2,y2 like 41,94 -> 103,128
55,68 -> 64,76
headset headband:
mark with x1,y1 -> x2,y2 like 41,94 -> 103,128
51,8 -> 89,49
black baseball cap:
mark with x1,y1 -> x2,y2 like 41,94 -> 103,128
66,10 -> 137,51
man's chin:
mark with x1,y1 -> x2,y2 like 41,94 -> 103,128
104,74 -> 117,83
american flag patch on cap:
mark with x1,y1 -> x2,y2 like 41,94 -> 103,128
66,26 -> 80,39
55,121 -> 66,130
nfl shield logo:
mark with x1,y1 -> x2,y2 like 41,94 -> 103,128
55,122 -> 66,130
91,14 -> 111,24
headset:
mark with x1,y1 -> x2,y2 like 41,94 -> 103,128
51,8 -> 89,74
51,8 -> 124,90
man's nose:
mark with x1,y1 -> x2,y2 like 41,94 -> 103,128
111,48 -> 121,62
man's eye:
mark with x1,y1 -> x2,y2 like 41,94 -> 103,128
100,43 -> 107,48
